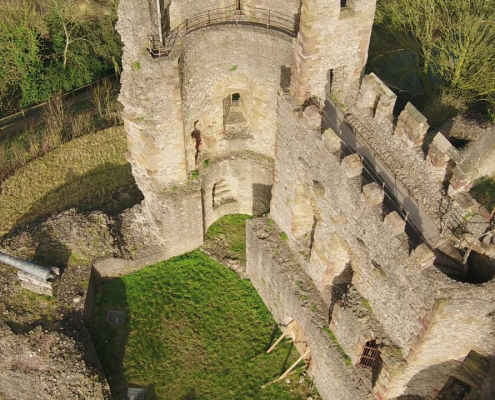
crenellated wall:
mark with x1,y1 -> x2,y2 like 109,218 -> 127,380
272,93 -> 437,358
340,72 -> 491,241
261,91 -> 495,399
116,0 -> 495,398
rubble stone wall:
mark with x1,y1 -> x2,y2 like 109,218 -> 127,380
116,1 -> 495,398
246,218 -> 374,400
272,93 -> 435,356
180,26 -> 292,172
201,153 -> 274,230
267,93 -> 495,398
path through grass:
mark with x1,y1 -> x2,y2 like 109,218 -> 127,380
90,250 -> 317,400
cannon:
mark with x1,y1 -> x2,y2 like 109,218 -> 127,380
0,251 -> 58,295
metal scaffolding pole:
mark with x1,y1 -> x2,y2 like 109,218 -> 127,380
156,0 -> 164,44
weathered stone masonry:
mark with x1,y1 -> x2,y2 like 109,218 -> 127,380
116,0 -> 495,398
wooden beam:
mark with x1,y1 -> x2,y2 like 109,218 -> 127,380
261,349 -> 311,389
261,366 -> 307,389
279,348 -> 311,380
266,332 -> 288,354
267,320 -> 296,353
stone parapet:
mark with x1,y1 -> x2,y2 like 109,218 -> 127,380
246,218 -> 374,400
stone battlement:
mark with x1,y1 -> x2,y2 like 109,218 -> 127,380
117,0 -> 495,398
324,72 -> 492,247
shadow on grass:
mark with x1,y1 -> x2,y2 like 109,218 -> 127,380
263,324 -> 280,352
89,277 -> 131,400
5,162 -> 143,236
182,388 -> 199,400
279,342 -> 295,375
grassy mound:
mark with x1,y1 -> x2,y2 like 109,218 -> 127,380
90,250 -> 317,400
204,214 -> 252,265
0,126 -> 142,236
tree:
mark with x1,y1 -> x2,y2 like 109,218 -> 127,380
0,0 -> 122,112
435,0 -> 495,107
48,0 -> 89,69
370,0 -> 495,116
0,0 -> 48,109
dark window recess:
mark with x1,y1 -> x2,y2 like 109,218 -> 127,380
236,0 -> 241,10
358,340 -> 380,368
341,0 -> 347,7
232,93 -> 241,103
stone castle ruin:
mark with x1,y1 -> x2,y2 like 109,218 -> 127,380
116,0 -> 495,398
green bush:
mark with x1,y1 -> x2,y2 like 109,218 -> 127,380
0,0 -> 121,112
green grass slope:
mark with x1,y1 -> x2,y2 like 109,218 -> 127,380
90,250 -> 317,400
0,126 -> 142,236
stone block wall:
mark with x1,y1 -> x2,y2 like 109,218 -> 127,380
118,0 -> 188,191
117,1 -> 495,398
167,0 -> 301,30
169,0 -> 230,30
247,218 -> 375,400
272,93 -> 436,357
290,0 -> 377,103
201,152 -> 274,230
117,0 -> 290,267
243,0 -> 301,17
180,26 -> 292,172
263,92 -> 495,399
342,72 -> 490,239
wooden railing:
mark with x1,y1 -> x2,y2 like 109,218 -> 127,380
148,5 -> 298,57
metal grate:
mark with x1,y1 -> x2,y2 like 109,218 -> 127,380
106,309 -> 126,326
127,387 -> 147,400
357,340 -> 380,368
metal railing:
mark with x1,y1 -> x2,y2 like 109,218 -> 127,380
308,95 -> 440,248
309,94 -> 493,249
148,5 -> 298,57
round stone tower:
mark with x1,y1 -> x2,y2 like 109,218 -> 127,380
116,0 -> 376,257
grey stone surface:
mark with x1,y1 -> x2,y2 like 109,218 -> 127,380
114,1 -> 495,399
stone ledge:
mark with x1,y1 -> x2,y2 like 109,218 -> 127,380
246,217 -> 375,400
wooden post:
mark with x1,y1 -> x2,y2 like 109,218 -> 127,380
279,348 -> 311,380
266,332 -> 288,354
463,240 -> 475,264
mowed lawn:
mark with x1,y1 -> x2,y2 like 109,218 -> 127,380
90,250 -> 315,400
